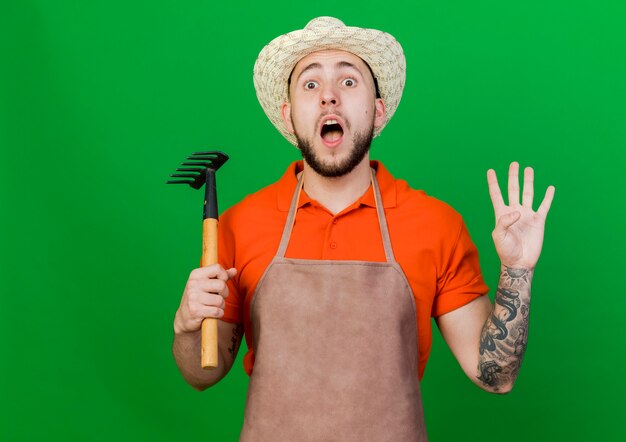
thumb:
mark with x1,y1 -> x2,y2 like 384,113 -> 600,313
226,268 -> 238,280
496,211 -> 521,231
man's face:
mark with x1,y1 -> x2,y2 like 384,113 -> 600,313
281,50 -> 386,177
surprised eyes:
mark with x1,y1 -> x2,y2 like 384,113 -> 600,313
302,78 -> 358,90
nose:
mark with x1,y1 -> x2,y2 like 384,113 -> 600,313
320,85 -> 339,107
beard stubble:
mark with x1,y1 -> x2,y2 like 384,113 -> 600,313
295,119 -> 375,178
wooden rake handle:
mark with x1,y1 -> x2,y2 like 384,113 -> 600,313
200,217 -> 219,369
166,150 -> 229,371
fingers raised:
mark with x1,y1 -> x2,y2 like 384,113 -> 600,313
522,166 -> 534,208
508,161 -> 520,206
487,168 -> 505,216
537,185 -> 556,218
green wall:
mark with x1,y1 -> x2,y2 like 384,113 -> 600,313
2,1 -> 624,440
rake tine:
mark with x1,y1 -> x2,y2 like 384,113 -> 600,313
170,173 -> 200,178
185,159 -> 222,165
167,150 -> 228,191
181,161 -> 204,167
191,151 -> 222,156
186,157 -> 220,162
166,180 -> 195,185
188,152 -> 217,157
182,161 -> 219,168
188,151 -> 229,168
187,156 -> 218,161
176,167 -> 205,173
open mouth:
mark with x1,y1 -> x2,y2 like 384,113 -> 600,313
320,119 -> 344,144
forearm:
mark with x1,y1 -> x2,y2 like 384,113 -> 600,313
172,319 -> 243,391
477,265 -> 532,393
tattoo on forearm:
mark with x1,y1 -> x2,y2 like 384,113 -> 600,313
477,361 -> 502,387
477,266 -> 532,391
228,324 -> 244,357
514,327 -> 527,357
479,288 -> 520,354
501,266 -> 531,286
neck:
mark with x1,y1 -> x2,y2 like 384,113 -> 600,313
301,156 -> 372,215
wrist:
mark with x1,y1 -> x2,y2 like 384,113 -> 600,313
173,311 -> 192,336
500,263 -> 534,272
499,265 -> 534,287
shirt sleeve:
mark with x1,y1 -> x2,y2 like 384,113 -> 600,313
218,207 -> 244,324
432,218 -> 489,317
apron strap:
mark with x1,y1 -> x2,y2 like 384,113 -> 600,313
276,172 -> 304,258
371,168 -> 396,263
276,168 -> 395,263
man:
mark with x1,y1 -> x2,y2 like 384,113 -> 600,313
172,17 -> 555,440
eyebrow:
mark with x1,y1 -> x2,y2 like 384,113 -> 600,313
336,61 -> 359,71
294,61 -> 362,83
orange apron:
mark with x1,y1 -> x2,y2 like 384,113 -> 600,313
240,170 -> 428,441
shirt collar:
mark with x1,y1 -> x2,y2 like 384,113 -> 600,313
277,160 -> 397,212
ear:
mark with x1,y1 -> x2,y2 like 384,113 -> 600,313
373,98 -> 386,129
281,102 -> 295,134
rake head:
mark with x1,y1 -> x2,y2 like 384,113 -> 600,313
166,151 -> 229,189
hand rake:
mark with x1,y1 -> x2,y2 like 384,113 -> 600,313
167,151 -> 229,369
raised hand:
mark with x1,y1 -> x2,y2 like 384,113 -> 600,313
487,162 -> 555,269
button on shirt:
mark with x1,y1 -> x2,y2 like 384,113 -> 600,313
218,161 -> 489,380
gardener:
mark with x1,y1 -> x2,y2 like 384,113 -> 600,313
172,17 -> 555,441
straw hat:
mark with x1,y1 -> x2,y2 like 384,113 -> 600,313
253,17 -> 406,146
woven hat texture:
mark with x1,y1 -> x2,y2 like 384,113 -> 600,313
253,16 -> 406,146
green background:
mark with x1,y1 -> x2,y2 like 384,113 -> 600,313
2,0 -> 624,440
